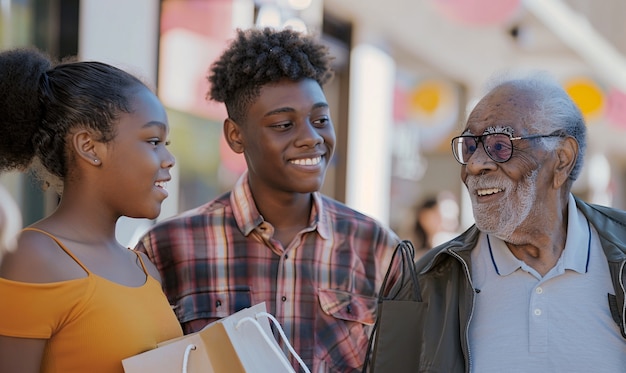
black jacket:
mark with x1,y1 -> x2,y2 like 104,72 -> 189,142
405,196 -> 626,372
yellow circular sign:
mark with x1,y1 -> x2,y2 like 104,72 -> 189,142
410,81 -> 442,115
564,78 -> 604,121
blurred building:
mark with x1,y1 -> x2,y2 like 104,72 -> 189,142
1,0 -> 626,245
323,0 -> 626,239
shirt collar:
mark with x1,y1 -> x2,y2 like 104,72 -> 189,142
312,192 -> 331,240
231,171 -> 264,236
230,170 -> 330,239
561,193 -> 591,274
486,193 -> 591,276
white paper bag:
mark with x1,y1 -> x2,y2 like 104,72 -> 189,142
122,302 -> 310,373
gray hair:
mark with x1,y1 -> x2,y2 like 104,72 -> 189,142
485,71 -> 587,182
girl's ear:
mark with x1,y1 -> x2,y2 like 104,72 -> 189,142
72,129 -> 102,166
224,118 -> 244,154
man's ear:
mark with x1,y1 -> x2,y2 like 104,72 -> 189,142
553,136 -> 578,188
72,129 -> 102,166
224,118 -> 244,154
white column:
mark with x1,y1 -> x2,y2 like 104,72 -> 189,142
78,0 -> 160,86
345,41 -> 396,226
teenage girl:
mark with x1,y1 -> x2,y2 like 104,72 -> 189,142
0,47 -> 182,373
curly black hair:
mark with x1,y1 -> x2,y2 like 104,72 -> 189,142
0,47 -> 147,191
207,27 -> 334,122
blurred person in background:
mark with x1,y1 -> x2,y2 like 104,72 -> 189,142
0,47 -> 181,373
413,191 -> 460,257
135,27 -> 400,372
0,183 -> 22,261
413,196 -> 440,252
386,71 -> 626,372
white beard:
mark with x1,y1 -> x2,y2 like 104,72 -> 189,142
466,169 -> 538,242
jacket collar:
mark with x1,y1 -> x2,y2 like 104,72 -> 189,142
574,196 -> 626,262
420,194 -> 626,273
416,193 -> 626,342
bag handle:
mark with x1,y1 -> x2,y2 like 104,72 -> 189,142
180,312 -> 310,373
236,312 -> 311,373
380,240 -> 420,301
362,240 -> 421,372
182,344 -> 197,373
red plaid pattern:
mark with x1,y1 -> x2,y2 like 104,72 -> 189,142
135,172 -> 399,372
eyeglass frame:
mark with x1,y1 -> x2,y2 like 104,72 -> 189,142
450,131 -> 566,165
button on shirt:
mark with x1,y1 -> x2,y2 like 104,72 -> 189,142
135,171 -> 399,372
468,193 -> 626,372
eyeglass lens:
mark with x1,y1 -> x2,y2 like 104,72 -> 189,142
453,134 -> 513,164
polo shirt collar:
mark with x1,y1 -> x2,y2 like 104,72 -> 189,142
487,193 -> 591,276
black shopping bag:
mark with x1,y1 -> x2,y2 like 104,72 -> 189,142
362,240 -> 423,373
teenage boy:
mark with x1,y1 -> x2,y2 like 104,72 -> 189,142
136,27 -> 400,372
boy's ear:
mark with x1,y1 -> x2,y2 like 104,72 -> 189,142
72,129 -> 102,166
224,118 -> 244,154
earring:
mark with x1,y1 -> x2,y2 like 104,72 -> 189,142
93,159 -> 100,164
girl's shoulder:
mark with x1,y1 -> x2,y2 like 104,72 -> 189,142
0,228 -> 87,283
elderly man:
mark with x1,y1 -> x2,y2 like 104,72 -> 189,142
405,73 -> 626,372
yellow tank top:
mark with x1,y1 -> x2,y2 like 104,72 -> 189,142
0,228 -> 183,372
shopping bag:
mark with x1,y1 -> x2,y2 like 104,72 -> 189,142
122,302 -> 310,373
362,240 -> 423,373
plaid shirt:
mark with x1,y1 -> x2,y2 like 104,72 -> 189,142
135,172 -> 399,372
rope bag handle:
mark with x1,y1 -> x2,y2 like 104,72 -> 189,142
181,311 -> 311,373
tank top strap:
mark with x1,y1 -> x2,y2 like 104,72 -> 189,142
22,227 -> 91,274
131,250 -> 150,276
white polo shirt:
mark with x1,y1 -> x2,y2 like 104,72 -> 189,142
468,194 -> 626,372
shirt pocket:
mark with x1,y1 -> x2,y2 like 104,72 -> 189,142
318,288 -> 377,325
175,287 -> 252,324
317,288 -> 378,369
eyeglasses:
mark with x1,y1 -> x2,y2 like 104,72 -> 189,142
451,132 -> 564,165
